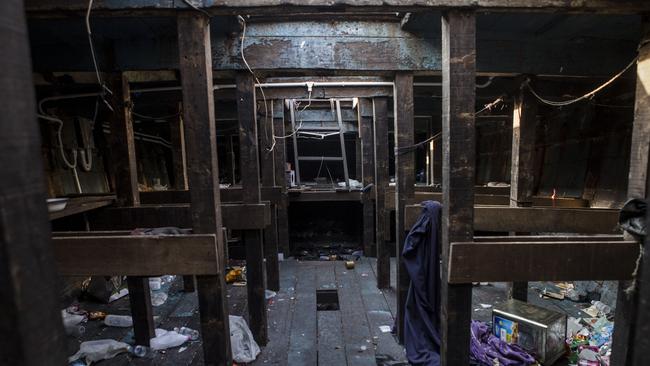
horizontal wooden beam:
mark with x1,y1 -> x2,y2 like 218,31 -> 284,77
404,205 -> 620,233
25,0 -> 650,14
88,203 -> 271,230
53,234 -> 220,276
385,191 -> 588,209
448,240 -> 640,283
139,187 -> 282,205
287,190 -> 363,202
474,234 -> 625,242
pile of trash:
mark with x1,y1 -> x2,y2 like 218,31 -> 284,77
565,305 -> 614,366
294,243 -> 363,262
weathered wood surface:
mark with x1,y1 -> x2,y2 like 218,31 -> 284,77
49,195 -> 115,220
139,187 -> 282,204
359,98 -> 376,256
53,235 -> 220,275
126,276 -> 156,346
508,76 -> 538,301
178,12 -> 230,365
448,240 -> 640,283
440,10 -> 476,365
612,19 -> 650,366
0,1 -> 67,363
288,190 -> 363,202
237,72 -> 268,345
259,98 -> 280,291
373,97 -> 391,289
170,106 -> 188,190
88,203 -> 271,230
393,72 -> 415,343
25,0 -> 650,14
109,73 -> 140,206
272,99 -> 291,255
405,205 -> 620,233
385,191 -> 588,209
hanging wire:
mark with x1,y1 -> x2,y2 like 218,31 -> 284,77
182,0 -> 212,18
525,55 -> 638,107
86,0 -> 113,111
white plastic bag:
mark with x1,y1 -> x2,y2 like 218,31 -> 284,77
229,315 -> 260,363
104,314 -> 133,327
69,339 -> 129,363
150,328 -> 190,350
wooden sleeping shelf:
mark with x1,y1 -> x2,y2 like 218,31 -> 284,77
49,195 -> 116,221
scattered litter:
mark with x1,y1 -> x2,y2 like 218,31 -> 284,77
104,314 -> 133,328
150,328 -> 190,350
69,339 -> 130,364
379,325 -> 392,333
109,288 -> 129,303
345,261 -> 355,270
541,288 -> 565,300
149,277 -> 162,291
359,345 -> 367,352
479,304 -> 492,309
174,326 -> 200,341
230,315 -> 261,363
88,311 -> 107,321
226,267 -> 246,284
470,320 -> 535,366
178,346 -> 188,353
151,291 -> 168,307
127,344 -> 155,358
278,253 -> 284,261
61,309 -> 86,336
265,290 -> 277,300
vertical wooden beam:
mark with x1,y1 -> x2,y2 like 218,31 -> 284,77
237,72 -> 268,345
394,72 -> 415,343
259,101 -> 280,291
109,73 -> 139,206
127,276 -> 155,346
170,103 -> 188,190
440,10 -> 476,365
0,1 -> 67,363
508,77 -> 538,302
373,97 -> 390,289
359,98 -> 376,256
612,19 -> 650,366
178,12 -> 231,366
108,74 -> 156,346
272,100 -> 291,255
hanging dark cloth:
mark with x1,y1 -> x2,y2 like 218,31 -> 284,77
402,200 -> 442,366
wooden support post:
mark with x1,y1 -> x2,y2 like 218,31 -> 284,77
612,19 -> 650,365
272,99 -> 291,255
440,10 -> 476,365
178,12 -> 231,365
373,97 -> 390,289
359,98 -> 376,256
259,100 -> 280,292
170,103 -> 195,292
237,72 -> 268,345
108,73 -> 156,346
508,77 -> 538,302
394,72 -> 415,343
0,1 -> 67,363
170,102 -> 188,190
109,73 -> 139,206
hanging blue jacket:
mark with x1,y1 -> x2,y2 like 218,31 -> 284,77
403,201 -> 442,366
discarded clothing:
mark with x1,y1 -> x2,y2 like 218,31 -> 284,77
470,321 -> 536,366
402,201 -> 442,366
619,198 -> 647,237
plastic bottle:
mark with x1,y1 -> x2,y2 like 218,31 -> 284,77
127,345 -> 155,358
104,314 -> 133,327
174,326 -> 200,341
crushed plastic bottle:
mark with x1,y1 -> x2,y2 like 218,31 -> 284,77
173,326 -> 200,341
150,329 -> 190,350
127,345 -> 155,358
104,314 -> 133,327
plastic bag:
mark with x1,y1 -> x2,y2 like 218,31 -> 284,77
150,328 -> 190,350
229,315 -> 260,363
69,339 -> 130,364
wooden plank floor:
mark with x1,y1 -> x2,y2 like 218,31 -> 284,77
65,258 -> 585,365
